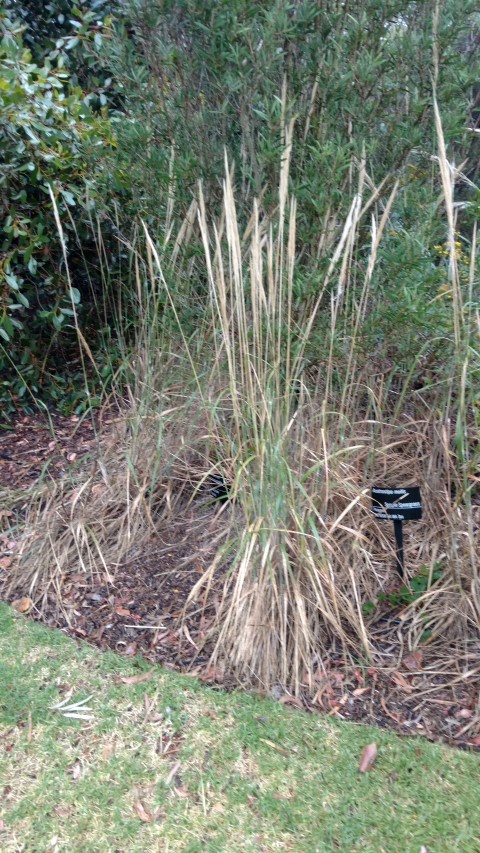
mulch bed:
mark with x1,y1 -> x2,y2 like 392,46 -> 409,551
1,410 -> 479,750
0,410 -> 100,488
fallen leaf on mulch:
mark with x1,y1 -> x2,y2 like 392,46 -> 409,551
0,557 -> 12,570
279,694 -> 305,709
455,708 -> 472,720
402,651 -> 423,671
118,668 -> 154,684
354,668 -> 364,684
391,671 -> 413,692
329,670 -> 345,684
53,806 -> 71,817
12,596 -> 33,614
101,742 -> 115,760
352,687 -> 369,697
173,784 -> 189,798
165,762 -> 182,786
133,798 -> 154,822
380,696 -> 404,724
183,623 -> 199,649
358,743 -> 377,773
199,665 -> 224,682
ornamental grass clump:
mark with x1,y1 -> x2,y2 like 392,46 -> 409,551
8,100 -> 480,694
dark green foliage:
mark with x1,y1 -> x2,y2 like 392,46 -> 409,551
0,14 -> 113,410
1,1 -> 479,411
94,0 -> 479,382
2,2 -> 116,111
2,0 -> 110,60
103,0 -> 478,224
362,562 -> 444,617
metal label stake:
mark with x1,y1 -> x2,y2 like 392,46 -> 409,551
393,518 -> 404,578
371,487 -> 422,578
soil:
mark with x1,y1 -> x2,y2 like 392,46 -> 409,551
1,410 -> 479,751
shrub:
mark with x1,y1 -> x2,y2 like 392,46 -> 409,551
0,14 -> 112,410
91,0 -> 479,382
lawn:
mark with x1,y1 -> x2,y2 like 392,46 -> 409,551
0,601 -> 478,853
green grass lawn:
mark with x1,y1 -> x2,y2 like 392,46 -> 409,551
0,602 -> 479,853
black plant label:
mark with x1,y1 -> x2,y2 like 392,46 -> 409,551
371,487 -> 422,521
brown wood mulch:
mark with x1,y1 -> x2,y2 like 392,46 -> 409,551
1,409 -> 479,751
0,410 -> 99,488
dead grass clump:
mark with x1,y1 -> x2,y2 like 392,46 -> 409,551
7,396 -> 219,610
200,410 -> 480,692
